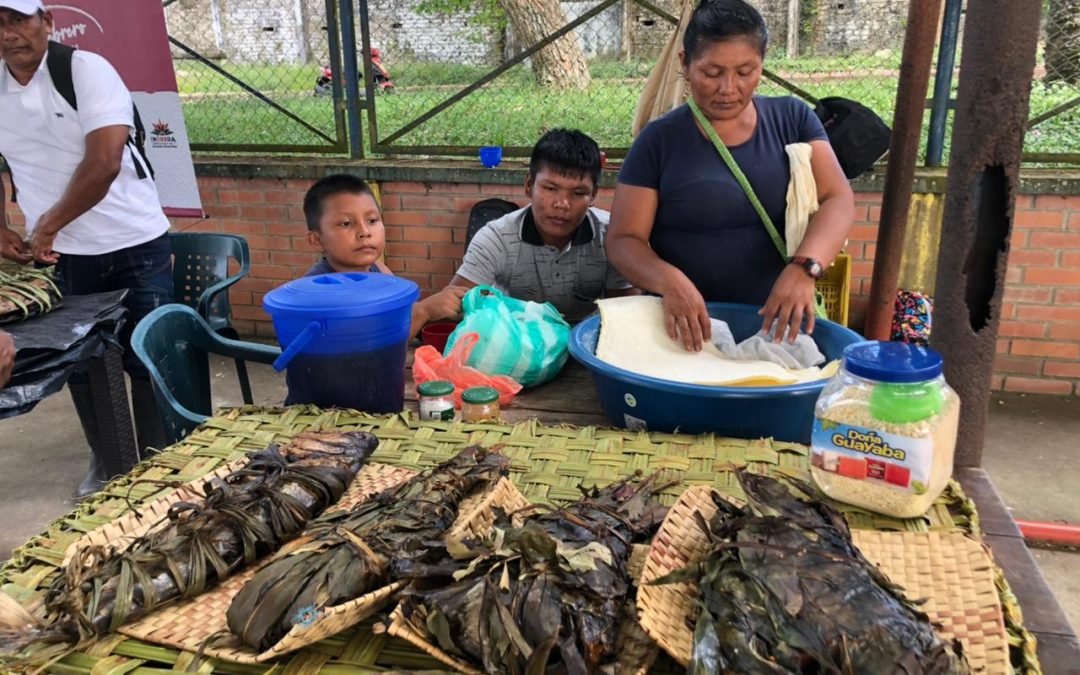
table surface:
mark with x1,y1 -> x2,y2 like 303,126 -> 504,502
408,359 -> 1080,670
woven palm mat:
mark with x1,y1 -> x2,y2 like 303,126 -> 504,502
116,462 -> 428,664
856,530 -> 1008,670
0,406 -> 1038,674
638,485 -> 1008,672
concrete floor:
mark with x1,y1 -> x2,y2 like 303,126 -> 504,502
1,360 -> 1076,632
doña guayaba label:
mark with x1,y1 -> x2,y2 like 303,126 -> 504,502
811,419 -> 932,495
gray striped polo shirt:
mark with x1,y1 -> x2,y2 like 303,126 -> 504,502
455,206 -> 630,322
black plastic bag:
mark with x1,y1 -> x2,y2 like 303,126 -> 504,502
1,291 -> 127,419
0,338 -> 104,418
6,291 -> 127,355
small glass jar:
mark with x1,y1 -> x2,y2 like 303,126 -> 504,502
418,380 -> 456,422
810,341 -> 960,519
461,386 -> 501,423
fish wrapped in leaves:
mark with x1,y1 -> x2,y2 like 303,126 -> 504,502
657,471 -> 970,675
0,431 -> 378,650
400,474 -> 669,674
227,445 -> 510,652
0,267 -> 62,325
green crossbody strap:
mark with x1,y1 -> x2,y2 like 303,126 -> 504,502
688,98 -> 829,320
688,98 -> 787,262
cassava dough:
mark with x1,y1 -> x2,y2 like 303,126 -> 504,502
595,296 -> 827,386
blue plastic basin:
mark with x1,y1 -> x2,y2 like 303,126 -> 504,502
568,303 -> 864,443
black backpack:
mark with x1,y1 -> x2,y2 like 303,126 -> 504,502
814,97 -> 892,180
5,41 -> 154,203
760,69 -> 891,180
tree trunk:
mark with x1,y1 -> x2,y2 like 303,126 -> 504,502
1045,0 -> 1080,85
498,0 -> 591,90
786,0 -> 800,57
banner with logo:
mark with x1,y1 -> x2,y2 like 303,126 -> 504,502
46,1 -> 203,218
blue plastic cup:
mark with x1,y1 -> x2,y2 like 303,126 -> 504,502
479,146 -> 503,168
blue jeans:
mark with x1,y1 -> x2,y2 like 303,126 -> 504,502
53,233 -> 174,382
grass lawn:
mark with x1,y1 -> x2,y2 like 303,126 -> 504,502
175,57 -> 1080,159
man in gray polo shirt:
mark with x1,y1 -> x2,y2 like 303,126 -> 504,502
451,129 -> 634,322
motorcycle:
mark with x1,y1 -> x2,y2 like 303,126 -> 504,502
314,48 -> 395,96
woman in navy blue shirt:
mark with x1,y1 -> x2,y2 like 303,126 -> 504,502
607,0 -> 854,351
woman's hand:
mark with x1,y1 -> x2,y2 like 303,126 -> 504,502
661,270 -> 711,352
760,264 -> 816,343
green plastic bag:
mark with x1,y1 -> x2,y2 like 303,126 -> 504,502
445,286 -> 571,388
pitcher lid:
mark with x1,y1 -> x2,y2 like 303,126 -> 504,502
263,272 -> 419,319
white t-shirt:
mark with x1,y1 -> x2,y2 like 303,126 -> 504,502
0,49 -> 170,255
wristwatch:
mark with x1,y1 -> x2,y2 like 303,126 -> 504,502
790,256 -> 824,280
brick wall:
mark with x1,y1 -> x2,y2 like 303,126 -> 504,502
995,194 -> 1080,395
4,170 -> 1080,395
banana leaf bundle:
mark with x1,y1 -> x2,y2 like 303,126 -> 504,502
0,267 -> 62,325
659,471 -> 970,675
227,445 -> 510,652
399,474 -> 669,675
0,431 -> 378,651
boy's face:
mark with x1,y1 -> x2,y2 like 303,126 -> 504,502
307,192 -> 385,272
526,166 -> 596,247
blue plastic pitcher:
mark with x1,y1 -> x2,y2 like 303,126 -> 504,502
264,272 -> 419,413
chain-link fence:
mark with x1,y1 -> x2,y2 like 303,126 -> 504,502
163,0 -> 346,153
162,0 -> 1078,162
1027,0 -> 1080,160
361,0 -> 912,156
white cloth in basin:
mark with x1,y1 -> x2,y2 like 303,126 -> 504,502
595,296 -> 829,387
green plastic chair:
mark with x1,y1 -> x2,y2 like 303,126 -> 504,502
132,304 -> 281,446
169,232 -> 255,403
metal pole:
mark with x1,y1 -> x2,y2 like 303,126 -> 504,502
325,0 -> 348,153
339,0 -> 364,158
926,0 -> 962,167
863,0 -> 944,340
356,0 -> 379,154
931,0 -> 1042,468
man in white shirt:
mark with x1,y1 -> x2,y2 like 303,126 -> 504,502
0,0 -> 173,496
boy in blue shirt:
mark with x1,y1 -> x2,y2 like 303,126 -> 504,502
301,174 -> 465,338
